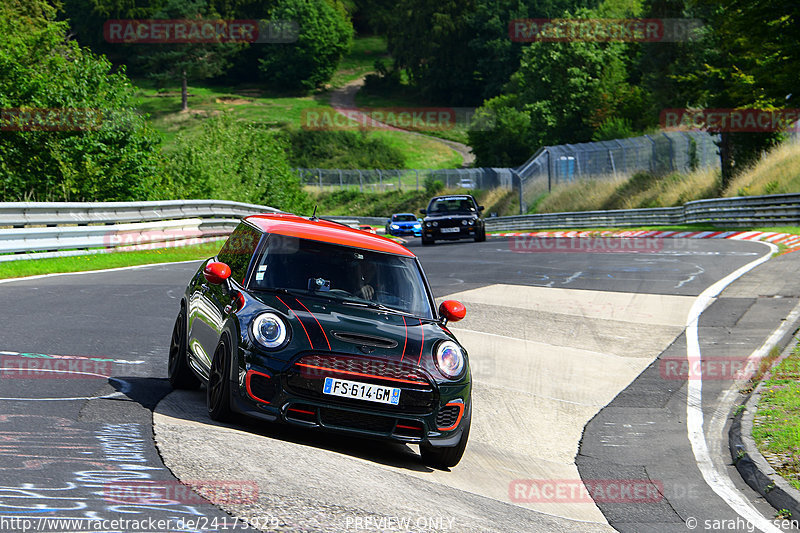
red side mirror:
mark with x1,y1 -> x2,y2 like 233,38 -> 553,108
203,262 -> 232,285
439,300 -> 466,323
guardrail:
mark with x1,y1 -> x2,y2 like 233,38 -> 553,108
2,193 -> 799,262
485,193 -> 800,232
0,200 -> 280,262
0,199 -> 280,227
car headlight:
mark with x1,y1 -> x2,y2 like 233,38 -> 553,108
251,312 -> 289,349
461,220 -> 467,226
391,224 -> 400,229
469,219 -> 475,225
413,223 -> 421,228
425,222 -> 431,227
434,341 -> 465,379
432,221 -> 438,227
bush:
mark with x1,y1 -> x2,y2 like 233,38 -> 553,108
0,0 -> 161,201
424,176 -> 444,195
591,117 -> 635,142
468,95 -> 534,167
283,128 -> 405,169
258,0 -> 353,91
162,115 -> 311,213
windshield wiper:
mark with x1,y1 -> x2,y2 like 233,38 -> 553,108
339,299 -> 417,317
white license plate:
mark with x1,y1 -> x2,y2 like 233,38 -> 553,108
323,377 -> 400,405
440,227 -> 460,233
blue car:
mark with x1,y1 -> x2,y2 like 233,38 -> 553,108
385,213 -> 422,237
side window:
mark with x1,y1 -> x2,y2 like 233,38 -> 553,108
217,223 -> 262,284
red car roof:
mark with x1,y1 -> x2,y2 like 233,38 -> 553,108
244,214 -> 415,258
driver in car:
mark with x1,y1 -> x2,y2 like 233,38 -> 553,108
354,258 -> 379,300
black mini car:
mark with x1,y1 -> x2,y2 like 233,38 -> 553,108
420,195 -> 486,245
168,214 -> 472,468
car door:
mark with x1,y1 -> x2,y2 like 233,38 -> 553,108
187,223 -> 262,375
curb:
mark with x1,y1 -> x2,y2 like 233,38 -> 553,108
730,338 -> 800,520
489,229 -> 800,254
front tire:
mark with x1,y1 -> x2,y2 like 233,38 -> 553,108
207,338 -> 233,422
474,227 -> 486,242
420,411 -> 470,469
168,308 -> 200,389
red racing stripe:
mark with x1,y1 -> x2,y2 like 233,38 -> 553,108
400,315 -> 408,361
417,318 -> 425,365
276,295 -> 313,348
294,298 -> 331,351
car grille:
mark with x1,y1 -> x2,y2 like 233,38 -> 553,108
294,354 -> 430,385
319,407 -> 395,433
436,404 -> 462,429
437,219 -> 462,229
286,354 -> 436,413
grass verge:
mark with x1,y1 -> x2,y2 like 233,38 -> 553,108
0,242 -> 223,280
752,341 -> 800,491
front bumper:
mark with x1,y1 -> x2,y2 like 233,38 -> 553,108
424,226 -> 477,240
389,227 -> 421,237
231,351 -> 470,445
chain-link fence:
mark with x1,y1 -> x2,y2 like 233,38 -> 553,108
297,131 -> 721,213
295,167 -> 514,193
516,131 -> 720,209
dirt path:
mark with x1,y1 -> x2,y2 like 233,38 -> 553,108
329,76 -> 476,168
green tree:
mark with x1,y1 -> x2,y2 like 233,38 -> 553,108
467,96 -> 534,167
137,0 -> 239,111
676,0 -> 800,189
0,0 -> 161,201
258,0 -> 353,91
374,0 -> 592,105
469,36 -> 636,165
468,1 -> 655,166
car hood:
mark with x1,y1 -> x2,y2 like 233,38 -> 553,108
249,292 -> 458,375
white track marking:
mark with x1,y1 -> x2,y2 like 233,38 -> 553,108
685,241 -> 782,533
0,259 -> 203,285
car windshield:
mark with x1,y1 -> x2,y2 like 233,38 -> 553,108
427,197 -> 476,215
249,233 -> 433,319
392,214 -> 416,222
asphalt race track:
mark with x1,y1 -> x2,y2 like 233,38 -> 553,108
1,236 -> 799,533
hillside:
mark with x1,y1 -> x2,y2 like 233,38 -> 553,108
531,141 -> 800,214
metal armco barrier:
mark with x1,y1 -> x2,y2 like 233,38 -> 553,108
484,193 -> 800,232
1,194 -> 799,262
0,200 -> 280,263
